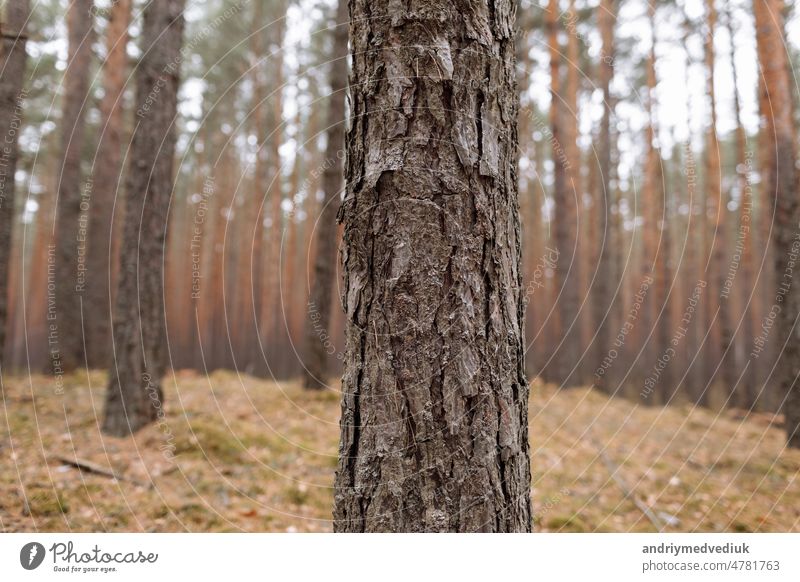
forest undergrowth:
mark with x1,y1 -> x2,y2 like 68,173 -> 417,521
1,371 -> 797,532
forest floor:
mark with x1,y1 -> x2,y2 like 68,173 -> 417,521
1,370 -> 798,532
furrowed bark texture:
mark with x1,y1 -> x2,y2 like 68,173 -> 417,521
753,0 -> 800,447
102,0 -> 185,436
333,0 -> 531,532
302,0 -> 349,390
85,0 -> 131,368
54,0 -> 94,371
0,0 -> 29,372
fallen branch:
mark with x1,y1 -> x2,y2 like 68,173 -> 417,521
591,440 -> 664,532
51,456 -> 150,488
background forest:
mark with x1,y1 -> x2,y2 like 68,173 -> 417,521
1,0 -> 799,532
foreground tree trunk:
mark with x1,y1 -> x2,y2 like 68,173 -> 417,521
54,0 -> 94,372
85,0 -> 132,368
334,0 -> 530,532
753,0 -> 800,447
302,0 -> 348,390
0,0 -> 29,373
102,0 -> 185,436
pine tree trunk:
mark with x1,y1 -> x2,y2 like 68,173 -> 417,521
333,0 -> 530,532
593,0 -> 616,394
725,9 -> 758,410
261,3 -> 287,374
85,0 -> 131,369
102,0 -> 185,437
54,0 -> 94,372
548,0 -> 577,387
704,0 -> 725,401
753,0 -> 800,447
0,0 -> 29,373
302,0 -> 348,390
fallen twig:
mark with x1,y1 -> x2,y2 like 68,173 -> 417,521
51,455 -> 150,488
591,439 -> 664,532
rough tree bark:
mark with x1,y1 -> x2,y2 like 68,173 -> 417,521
85,0 -> 132,368
302,0 -> 348,390
753,0 -> 800,447
333,0 -> 530,532
54,0 -> 94,372
0,0 -> 29,373
102,0 -> 185,436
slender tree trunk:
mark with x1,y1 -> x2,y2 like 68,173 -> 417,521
548,0 -> 578,387
302,0 -> 348,390
563,0 -> 587,385
85,0 -> 131,369
334,0 -> 530,532
640,2 -> 666,404
54,0 -> 94,372
703,0 -> 725,401
753,0 -> 800,447
593,0 -> 616,394
261,2 -> 288,374
102,0 -> 185,436
243,1 -> 267,372
0,0 -> 29,373
725,8 -> 758,410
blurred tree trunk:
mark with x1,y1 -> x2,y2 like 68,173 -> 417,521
593,0 -> 616,394
102,0 -> 185,436
725,8 -> 758,410
703,0 -> 724,401
261,2 -> 287,374
54,0 -> 94,372
302,0 -> 348,390
243,1 -> 267,372
564,0 -> 586,385
0,0 -> 30,373
85,0 -> 131,369
753,0 -> 800,447
642,2 -> 671,405
548,0 -> 577,386
334,0 -> 530,532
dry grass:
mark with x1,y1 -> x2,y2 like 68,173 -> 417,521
1,371 -> 798,532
